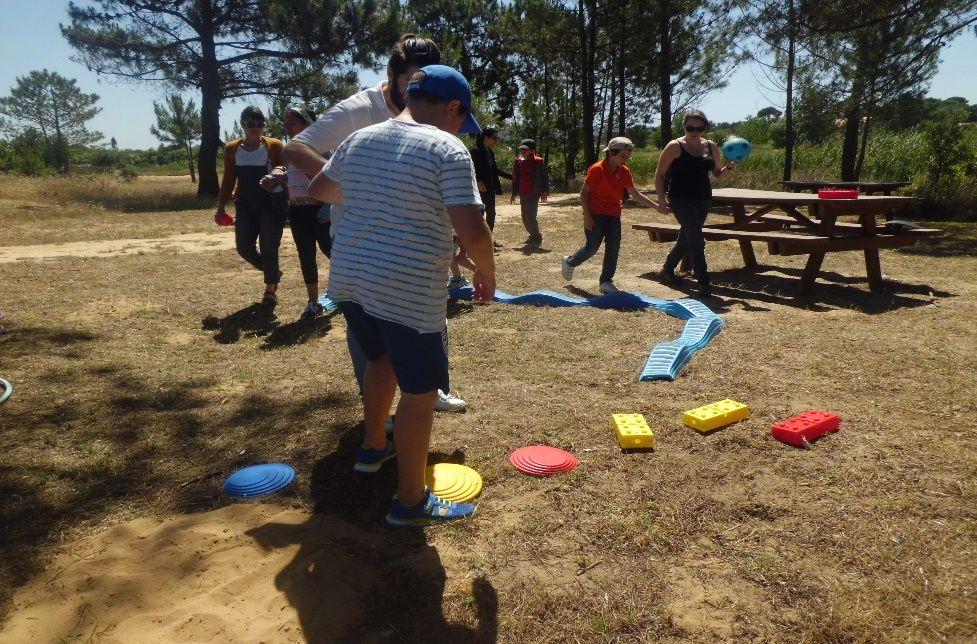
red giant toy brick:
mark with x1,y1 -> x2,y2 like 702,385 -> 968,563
771,410 -> 841,446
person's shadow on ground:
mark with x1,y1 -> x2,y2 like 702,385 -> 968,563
201,304 -> 336,347
247,423 -> 498,643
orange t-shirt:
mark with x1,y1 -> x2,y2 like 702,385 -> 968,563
585,159 -> 633,217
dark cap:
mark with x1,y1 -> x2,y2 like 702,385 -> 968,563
518,139 -> 536,150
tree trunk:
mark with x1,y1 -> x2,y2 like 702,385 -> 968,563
658,0 -> 673,147
565,84 -> 580,184
186,141 -> 197,183
579,0 -> 598,166
782,0 -> 796,182
855,113 -> 872,179
618,53 -> 626,136
196,15 -> 221,199
840,101 -> 861,181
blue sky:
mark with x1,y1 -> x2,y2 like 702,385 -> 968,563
2,0 -> 975,150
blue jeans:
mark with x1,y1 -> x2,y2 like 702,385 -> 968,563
663,197 -> 711,286
567,213 -> 621,284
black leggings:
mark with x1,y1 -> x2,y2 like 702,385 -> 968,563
235,196 -> 285,285
480,190 -> 497,231
288,203 -> 332,285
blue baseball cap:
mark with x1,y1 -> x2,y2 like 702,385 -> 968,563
406,64 -> 481,135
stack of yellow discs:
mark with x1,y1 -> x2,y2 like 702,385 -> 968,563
424,463 -> 483,503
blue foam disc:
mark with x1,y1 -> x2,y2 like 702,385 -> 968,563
224,463 -> 296,499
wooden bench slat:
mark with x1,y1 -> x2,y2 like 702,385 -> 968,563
633,222 -> 829,245
759,213 -> 944,236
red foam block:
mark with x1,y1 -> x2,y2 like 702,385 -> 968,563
771,410 -> 841,447
818,189 -> 859,200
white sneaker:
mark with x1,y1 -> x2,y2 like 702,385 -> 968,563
435,390 -> 467,412
561,256 -> 574,281
599,281 -> 620,294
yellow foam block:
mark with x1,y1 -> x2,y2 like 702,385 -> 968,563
612,413 -> 655,449
683,399 -> 750,432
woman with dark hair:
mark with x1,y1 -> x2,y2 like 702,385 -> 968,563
216,105 -> 286,306
470,126 -> 511,247
653,109 -> 734,298
264,104 -> 332,318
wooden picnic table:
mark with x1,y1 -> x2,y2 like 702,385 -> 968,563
782,180 -> 910,195
633,188 -> 942,294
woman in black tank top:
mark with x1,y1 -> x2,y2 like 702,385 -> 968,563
653,110 -> 733,298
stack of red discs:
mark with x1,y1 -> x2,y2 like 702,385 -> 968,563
509,445 -> 579,477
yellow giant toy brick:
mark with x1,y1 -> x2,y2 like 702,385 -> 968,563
683,399 -> 750,432
612,413 -> 655,449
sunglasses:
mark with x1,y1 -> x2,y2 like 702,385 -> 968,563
243,120 -> 265,128
685,124 -> 706,133
613,148 -> 633,155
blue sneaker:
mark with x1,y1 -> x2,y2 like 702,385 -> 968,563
386,487 -> 477,527
353,438 -> 396,473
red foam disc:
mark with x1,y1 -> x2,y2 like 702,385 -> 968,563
509,446 -> 580,476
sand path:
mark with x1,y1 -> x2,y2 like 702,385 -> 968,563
0,505 -> 378,642
0,232 -> 235,263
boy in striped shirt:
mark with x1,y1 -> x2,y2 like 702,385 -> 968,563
309,65 -> 495,525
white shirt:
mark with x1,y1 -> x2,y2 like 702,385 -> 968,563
293,81 -> 393,231
293,82 -> 392,153
324,119 -> 482,333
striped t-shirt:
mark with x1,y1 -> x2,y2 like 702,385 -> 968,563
324,119 -> 482,333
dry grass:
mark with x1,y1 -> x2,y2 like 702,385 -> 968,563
1,176 -> 976,641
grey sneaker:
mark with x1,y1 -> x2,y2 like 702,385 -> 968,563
561,256 -> 574,281
599,281 -> 620,294
435,390 -> 467,412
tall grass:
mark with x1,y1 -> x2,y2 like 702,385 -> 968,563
0,174 -> 210,213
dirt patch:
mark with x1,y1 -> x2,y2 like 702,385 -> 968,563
0,232 -> 234,264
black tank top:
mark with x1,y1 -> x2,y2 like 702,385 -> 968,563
666,141 -> 714,199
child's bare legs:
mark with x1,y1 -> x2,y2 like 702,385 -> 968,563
393,389 -> 437,506
362,355 -> 397,450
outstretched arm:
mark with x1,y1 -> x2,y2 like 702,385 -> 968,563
627,185 -> 659,209
449,205 -> 495,302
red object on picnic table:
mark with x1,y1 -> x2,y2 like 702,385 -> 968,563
817,189 -> 859,200
216,212 -> 235,226
771,410 -> 841,447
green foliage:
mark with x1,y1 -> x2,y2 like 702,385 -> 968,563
151,95 -> 201,149
151,94 -> 201,181
0,69 -> 102,172
911,107 -> 977,217
736,116 -> 772,145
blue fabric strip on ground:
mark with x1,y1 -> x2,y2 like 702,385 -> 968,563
318,288 -> 722,381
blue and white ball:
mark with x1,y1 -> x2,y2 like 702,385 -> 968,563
722,137 -> 752,163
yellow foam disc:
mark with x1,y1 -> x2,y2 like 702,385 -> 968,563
425,463 -> 483,503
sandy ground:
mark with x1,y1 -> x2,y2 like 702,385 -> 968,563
0,504 -> 386,642
0,231 -> 235,263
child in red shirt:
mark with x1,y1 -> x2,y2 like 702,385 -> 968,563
561,137 -> 659,294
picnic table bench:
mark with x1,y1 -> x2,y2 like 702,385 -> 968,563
633,188 -> 942,294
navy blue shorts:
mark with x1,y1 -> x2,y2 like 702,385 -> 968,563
339,302 -> 449,395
